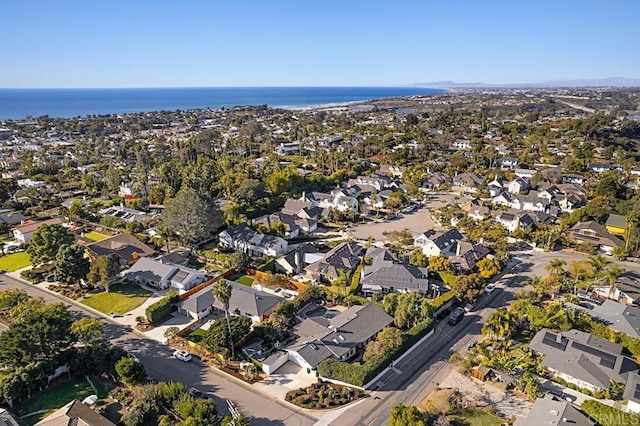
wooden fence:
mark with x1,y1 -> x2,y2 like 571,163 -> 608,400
244,268 -> 308,292
178,268 -> 235,300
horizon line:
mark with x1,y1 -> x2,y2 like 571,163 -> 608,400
0,85 -> 435,90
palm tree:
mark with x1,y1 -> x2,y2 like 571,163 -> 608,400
482,308 -> 515,341
588,255 -> 611,285
213,280 -> 235,359
545,258 -> 566,276
605,265 -> 625,298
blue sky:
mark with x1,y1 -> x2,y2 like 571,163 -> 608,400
1,0 -> 638,88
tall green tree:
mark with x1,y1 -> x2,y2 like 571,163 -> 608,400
482,308 -> 516,341
389,403 -> 427,426
27,223 -> 74,265
115,356 -> 147,386
159,188 -> 223,245
71,318 -> 104,345
213,280 -> 235,359
55,244 -> 90,285
545,258 -> 566,276
87,255 -> 121,292
606,264 -> 625,296
588,255 -> 611,285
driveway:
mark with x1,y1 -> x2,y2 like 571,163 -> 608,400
252,361 -> 317,399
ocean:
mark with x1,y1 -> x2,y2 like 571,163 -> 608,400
0,87 -> 442,121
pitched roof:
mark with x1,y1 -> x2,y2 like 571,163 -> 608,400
570,221 -> 624,248
586,300 -> 640,339
529,328 -> 637,389
87,233 -> 155,263
0,211 -> 26,225
35,399 -> 116,426
180,279 -> 283,318
360,264 -> 429,292
290,304 -> 393,368
606,214 -> 627,230
420,228 -> 464,250
14,217 -> 64,234
623,372 -> 640,404
305,242 -> 362,280
514,395 -> 591,426
124,257 -> 177,282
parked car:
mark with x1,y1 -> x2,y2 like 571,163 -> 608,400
45,274 -> 56,282
187,387 -> 208,398
173,350 -> 192,362
484,283 -> 496,294
463,303 -> 474,313
448,307 -> 465,325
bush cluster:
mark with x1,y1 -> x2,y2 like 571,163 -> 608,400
285,382 -> 363,409
145,292 -> 179,324
20,263 -> 56,283
581,400 -> 640,426
317,318 -> 434,387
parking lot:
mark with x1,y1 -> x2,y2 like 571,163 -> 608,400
347,193 -> 464,242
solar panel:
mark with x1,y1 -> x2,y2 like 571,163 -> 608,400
542,332 -> 568,351
571,342 -> 617,369
635,384 -> 640,400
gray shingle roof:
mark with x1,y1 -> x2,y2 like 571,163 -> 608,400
289,304 -> 393,368
529,328 -> 637,389
305,242 -> 362,281
180,279 -> 283,318
360,264 -> 429,293
623,372 -> 640,403
87,233 -> 155,263
572,300 -> 640,339
514,395 -> 591,426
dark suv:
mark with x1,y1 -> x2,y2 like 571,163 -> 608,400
448,307 -> 465,325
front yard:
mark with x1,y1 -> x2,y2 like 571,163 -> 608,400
81,283 -> 152,315
0,251 -> 32,272
448,408 -> 503,426
19,376 -> 106,425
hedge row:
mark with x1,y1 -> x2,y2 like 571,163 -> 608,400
145,292 -> 179,324
431,290 -> 456,310
318,318 -> 435,387
581,400 -> 640,426
20,263 -> 56,283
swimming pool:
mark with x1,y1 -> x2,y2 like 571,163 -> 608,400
306,307 -> 341,319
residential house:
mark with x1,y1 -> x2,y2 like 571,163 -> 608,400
568,221 -> 624,255
487,176 -> 508,197
13,217 -> 65,244
449,240 -> 490,272
492,192 -> 521,210
529,328 -> 638,392
507,177 -> 530,195
514,394 -> 592,426
122,257 -> 208,293
461,199 -> 491,221
286,304 -> 393,372
218,224 -> 287,258
85,233 -> 155,267
178,279 -> 283,322
519,193 -> 550,213
495,211 -> 535,233
304,242 -> 362,282
275,244 -> 323,275
592,274 -> 640,305
514,168 -> 537,179
451,139 -> 471,150
359,247 -> 430,297
499,157 -> 519,170
0,209 -> 26,227
414,229 -> 464,257
452,172 -> 485,194
572,300 -> 640,338
0,408 -> 20,426
605,214 -> 627,237
98,205 -> 150,223
281,198 -> 325,221
562,174 -> 585,185
378,164 -> 406,178
274,142 -> 300,155
588,163 -> 612,173
34,399 -> 116,426
421,171 -> 451,191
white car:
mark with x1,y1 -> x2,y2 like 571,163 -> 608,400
173,350 -> 192,362
484,283 -> 496,294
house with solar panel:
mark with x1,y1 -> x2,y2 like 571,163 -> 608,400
529,328 -> 638,392
624,372 -> 640,413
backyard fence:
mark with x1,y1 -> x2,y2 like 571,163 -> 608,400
178,268 -> 235,300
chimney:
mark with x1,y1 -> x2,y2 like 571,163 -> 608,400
555,333 -> 562,343
295,251 -> 303,273
456,242 -> 461,257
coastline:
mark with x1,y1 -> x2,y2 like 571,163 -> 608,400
0,87 -> 443,121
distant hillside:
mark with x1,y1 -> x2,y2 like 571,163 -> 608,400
412,78 -> 640,89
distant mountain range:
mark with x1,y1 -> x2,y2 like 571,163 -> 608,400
412,77 -> 640,89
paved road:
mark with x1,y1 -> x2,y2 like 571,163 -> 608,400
0,275 -> 317,426
347,193 -> 463,242
335,269 -> 517,426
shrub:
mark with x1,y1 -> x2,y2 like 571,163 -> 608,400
145,292 -> 179,324
431,290 -> 456,310
582,399 -> 640,426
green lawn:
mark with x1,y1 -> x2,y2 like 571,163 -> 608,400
84,231 -> 110,242
439,272 -> 457,286
449,408 -> 503,426
19,376 -> 96,424
235,275 -> 255,286
187,327 -> 207,343
0,251 -> 32,272
81,283 -> 152,315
